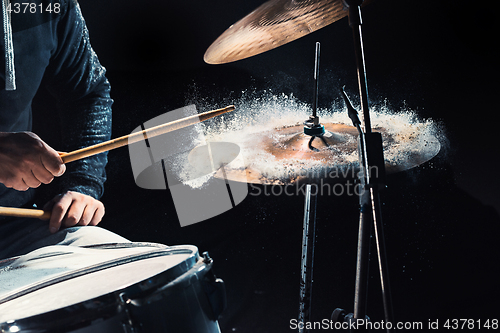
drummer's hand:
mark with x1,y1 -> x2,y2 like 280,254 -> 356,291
0,132 -> 66,191
44,191 -> 105,233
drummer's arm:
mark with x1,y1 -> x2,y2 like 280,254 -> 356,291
38,1 -> 112,233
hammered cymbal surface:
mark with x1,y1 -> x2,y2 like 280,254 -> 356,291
209,122 -> 440,185
204,0 -> 349,64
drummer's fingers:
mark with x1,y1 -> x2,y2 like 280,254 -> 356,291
58,192 -> 105,227
48,193 -> 74,233
38,142 -> 66,177
20,172 -> 40,190
46,192 -> 105,232
62,197 -> 86,228
76,200 -> 103,226
31,164 -> 56,185
88,202 -> 105,226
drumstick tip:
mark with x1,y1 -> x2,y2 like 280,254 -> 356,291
0,206 -> 51,220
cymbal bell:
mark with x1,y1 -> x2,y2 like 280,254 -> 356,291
205,0 -> 370,64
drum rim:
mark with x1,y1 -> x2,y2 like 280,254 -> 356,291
0,244 -> 200,332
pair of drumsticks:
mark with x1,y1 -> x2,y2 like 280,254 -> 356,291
0,105 -> 235,219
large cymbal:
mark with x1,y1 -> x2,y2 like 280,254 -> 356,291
204,0 -> 348,64
205,0 -> 362,64
188,122 -> 441,185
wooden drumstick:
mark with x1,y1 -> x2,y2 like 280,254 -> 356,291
0,207 -> 51,219
0,106 -> 235,219
60,105 -> 235,164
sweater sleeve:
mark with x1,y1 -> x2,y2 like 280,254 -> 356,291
42,0 -> 112,200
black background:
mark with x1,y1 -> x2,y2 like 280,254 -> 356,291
34,0 -> 500,331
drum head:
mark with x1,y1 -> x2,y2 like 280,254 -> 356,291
0,243 -> 198,324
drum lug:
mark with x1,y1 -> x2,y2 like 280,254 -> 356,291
118,292 -> 139,333
0,320 -> 20,333
202,251 -> 213,264
201,252 -> 227,320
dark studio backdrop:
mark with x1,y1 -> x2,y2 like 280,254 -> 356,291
33,0 -> 500,332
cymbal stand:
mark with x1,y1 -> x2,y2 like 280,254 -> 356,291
297,42 -> 324,333
332,1 -> 394,331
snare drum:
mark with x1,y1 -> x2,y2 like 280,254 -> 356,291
0,243 -> 225,333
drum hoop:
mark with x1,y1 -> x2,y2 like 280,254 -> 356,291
0,244 -> 201,332
0,244 -> 198,305
127,256 -> 213,306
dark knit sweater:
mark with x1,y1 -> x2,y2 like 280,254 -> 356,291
0,0 -> 112,210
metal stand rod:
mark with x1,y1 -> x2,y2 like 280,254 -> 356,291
348,2 -> 371,133
312,42 -> 320,122
298,184 -> 318,333
345,0 -> 394,329
304,42 -> 325,137
371,186 -> 393,327
354,141 -> 373,320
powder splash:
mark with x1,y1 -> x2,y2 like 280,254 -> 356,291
178,91 -> 442,186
